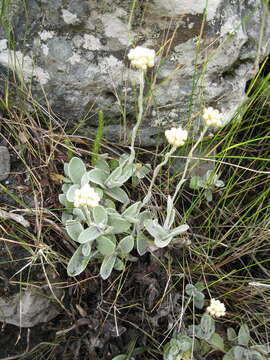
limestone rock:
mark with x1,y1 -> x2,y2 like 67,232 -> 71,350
0,285 -> 62,327
0,0 -> 269,145
0,146 -> 10,181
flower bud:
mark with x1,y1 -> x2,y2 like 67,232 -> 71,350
128,46 -> 155,71
207,298 -> 226,318
165,127 -> 188,147
202,107 -> 223,127
74,184 -> 100,208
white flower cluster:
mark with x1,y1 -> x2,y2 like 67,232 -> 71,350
74,184 -> 100,208
165,127 -> 188,147
202,107 -> 223,127
128,46 -> 155,71
207,298 -> 226,318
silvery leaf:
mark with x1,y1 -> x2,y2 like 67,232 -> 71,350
96,235 -> 116,256
77,226 -> 101,243
154,235 -> 173,248
67,244 -> 93,277
108,214 -> 131,234
92,205 -> 108,226
114,258 -> 125,271
62,183 -> 72,193
72,208 -> 86,222
122,202 -> 141,223
106,187 -> 129,204
66,184 -> 80,202
87,169 -> 107,188
117,235 -> 134,254
105,166 -> 122,188
82,242 -> 91,256
100,254 -> 117,280
164,224 -> 189,240
136,232 -> 149,255
66,220 -> 84,241
95,157 -> 110,174
59,194 -> 68,206
215,179 -> 225,187
62,212 -> 73,225
164,195 -> 175,229
144,219 -> 167,239
68,157 -> 87,184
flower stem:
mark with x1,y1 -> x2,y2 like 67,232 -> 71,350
142,145 -> 177,206
172,127 -> 208,203
130,70 -> 145,159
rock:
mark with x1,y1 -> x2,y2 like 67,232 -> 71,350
0,146 -> 10,181
0,0 -> 269,145
0,285 -> 63,327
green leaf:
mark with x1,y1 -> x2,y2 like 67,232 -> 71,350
64,163 -> 69,177
227,327 -> 237,342
136,232 -> 149,255
67,244 -> 92,276
95,157 -> 110,174
108,214 -> 131,234
164,224 -> 189,240
66,184 -> 80,202
73,208 -> 86,222
144,219 -> 167,240
77,226 -> 101,243
238,324 -> 250,346
117,235 -> 134,254
61,212 -> 73,225
87,168 -> 107,187
105,167 -> 123,188
106,187 -> 129,204
205,189 -> 213,202
82,242 -> 91,256
96,235 -> 116,256
62,183 -> 72,193
185,284 -> 197,296
59,194 -> 68,206
111,355 -> 127,360
223,349 -> 235,360
114,258 -> 125,271
209,333 -> 224,351
92,205 -> 108,226
194,292 -> 205,309
199,314 -> 215,340
154,235 -> 173,248
233,346 -> 245,359
190,176 -> 201,190
100,254 -> 117,280
68,157 -> 86,184
122,202 -> 141,222
66,220 -> 84,241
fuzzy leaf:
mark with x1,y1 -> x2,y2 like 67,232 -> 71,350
95,157 -> 110,174
205,189 -> 213,202
238,324 -> 250,346
122,202 -> 141,222
66,184 -> 80,202
73,208 -> 86,222
100,254 -> 117,280
233,346 -> 245,359
114,258 -> 125,271
227,327 -> 237,342
67,244 -> 92,276
77,226 -> 101,244
190,176 -> 201,190
87,168 -> 107,187
108,214 -> 131,234
62,212 -> 73,225
164,224 -> 189,240
136,232 -> 149,256
144,219 -> 167,240
92,205 -> 108,226
66,220 -> 84,241
154,235 -> 173,248
106,187 -> 129,204
105,167 -> 123,188
59,194 -> 68,206
68,157 -> 86,184
199,314 -> 215,341
62,183 -> 72,193
118,235 -> 134,254
164,195 -> 175,229
96,235 -> 116,256
82,242 -> 91,256
209,333 -> 224,351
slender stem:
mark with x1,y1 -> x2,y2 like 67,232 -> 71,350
172,127 -> 208,203
130,70 -> 145,159
142,145 -> 177,207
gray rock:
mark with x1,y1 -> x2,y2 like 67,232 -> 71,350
0,0 -> 269,145
0,146 -> 10,181
0,285 -> 62,327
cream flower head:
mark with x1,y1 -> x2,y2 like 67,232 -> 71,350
202,107 -> 223,127
74,184 -> 100,208
128,46 -> 155,71
165,127 -> 188,147
207,298 -> 226,318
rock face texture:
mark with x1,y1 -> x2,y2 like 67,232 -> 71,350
0,0 -> 269,145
